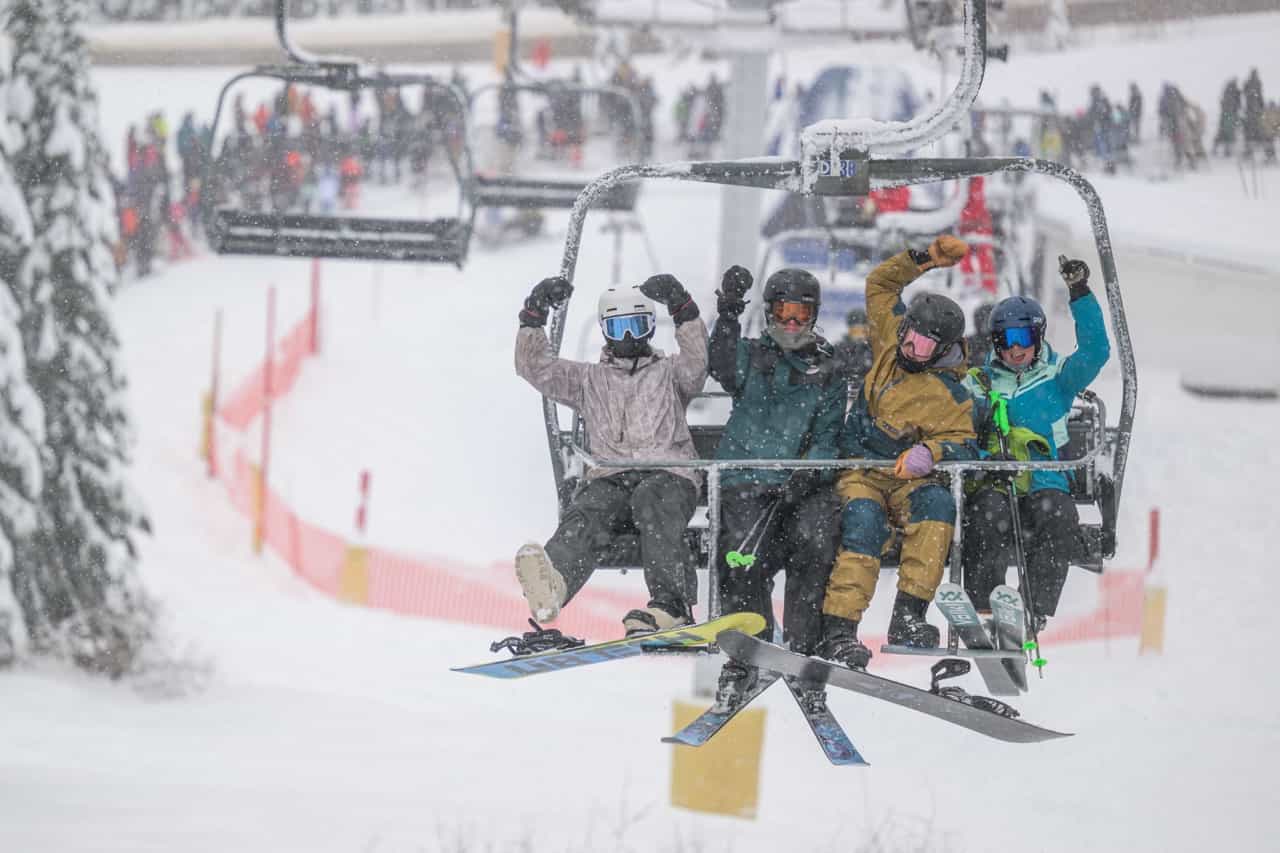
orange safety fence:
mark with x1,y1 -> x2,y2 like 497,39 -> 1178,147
205,281 -> 1155,652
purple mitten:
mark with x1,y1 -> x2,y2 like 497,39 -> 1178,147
896,444 -> 935,479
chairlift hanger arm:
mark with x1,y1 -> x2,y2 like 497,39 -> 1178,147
273,0 -> 359,69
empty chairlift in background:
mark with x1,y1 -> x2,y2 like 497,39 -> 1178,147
202,0 -> 475,265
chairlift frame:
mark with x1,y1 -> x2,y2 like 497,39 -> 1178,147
202,0 -> 477,265
533,0 -> 1138,626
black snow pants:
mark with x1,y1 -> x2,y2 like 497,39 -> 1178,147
962,487 -> 1080,617
545,470 -> 698,615
717,482 -> 842,655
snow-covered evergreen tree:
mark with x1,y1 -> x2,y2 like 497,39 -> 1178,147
0,28 -> 46,668
4,0 -> 152,677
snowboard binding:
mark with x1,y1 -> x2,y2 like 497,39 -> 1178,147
929,658 -> 1021,719
490,619 -> 585,657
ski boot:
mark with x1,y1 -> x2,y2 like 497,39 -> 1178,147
789,677 -> 829,715
887,591 -> 940,648
712,660 -> 759,712
816,614 -> 872,670
622,600 -> 691,638
514,542 -> 567,623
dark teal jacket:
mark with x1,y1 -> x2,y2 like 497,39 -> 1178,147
709,315 -> 846,487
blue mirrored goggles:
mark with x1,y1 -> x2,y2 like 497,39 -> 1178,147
602,313 -> 654,341
996,326 -> 1038,350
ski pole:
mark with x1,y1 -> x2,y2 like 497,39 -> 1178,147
725,498 -> 781,570
992,416 -> 1047,676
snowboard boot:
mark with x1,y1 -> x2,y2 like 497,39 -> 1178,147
816,614 -> 872,670
888,590 -> 941,648
622,600 -> 691,638
514,542 -> 567,623
712,660 -> 760,712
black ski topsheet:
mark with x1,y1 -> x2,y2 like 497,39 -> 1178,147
783,677 -> 869,766
718,631 -> 1071,744
935,582 -> 1023,696
662,670 -> 782,747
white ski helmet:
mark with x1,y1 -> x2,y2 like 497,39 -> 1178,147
597,287 -> 657,342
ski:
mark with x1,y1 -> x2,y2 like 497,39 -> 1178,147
783,676 -> 870,766
452,612 -> 765,679
934,582 -> 1023,696
662,670 -> 782,747
990,584 -> 1030,690
718,631 -> 1071,744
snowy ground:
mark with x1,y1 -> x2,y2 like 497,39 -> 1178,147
3,13 -> 1280,853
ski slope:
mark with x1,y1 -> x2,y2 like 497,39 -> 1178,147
3,15 -> 1280,853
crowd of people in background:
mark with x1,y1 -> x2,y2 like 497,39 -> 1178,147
981,69 -> 1278,176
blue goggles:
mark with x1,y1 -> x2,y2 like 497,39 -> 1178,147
602,313 -> 654,341
996,326 -> 1038,350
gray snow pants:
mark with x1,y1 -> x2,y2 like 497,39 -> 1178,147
545,471 -> 698,615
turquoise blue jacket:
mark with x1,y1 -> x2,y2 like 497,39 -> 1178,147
963,291 -> 1111,494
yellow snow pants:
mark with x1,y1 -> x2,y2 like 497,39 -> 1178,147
822,468 -> 956,622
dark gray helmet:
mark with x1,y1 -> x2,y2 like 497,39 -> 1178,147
763,268 -> 821,308
845,306 -> 868,327
902,292 -> 965,350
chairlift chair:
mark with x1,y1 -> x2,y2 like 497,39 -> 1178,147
533,0 -> 1137,621
467,78 -> 646,214
202,0 -> 475,265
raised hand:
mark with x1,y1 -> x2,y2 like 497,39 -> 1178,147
717,265 -> 753,317
1058,255 -> 1090,287
520,275 -> 573,328
639,273 -> 690,308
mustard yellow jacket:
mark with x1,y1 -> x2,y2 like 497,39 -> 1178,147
839,252 -> 981,464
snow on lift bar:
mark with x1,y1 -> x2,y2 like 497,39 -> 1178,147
808,149 -> 871,196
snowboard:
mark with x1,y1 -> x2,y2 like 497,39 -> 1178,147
453,612 -> 766,679
934,582 -> 1023,696
718,630 -> 1071,744
990,584 -> 1030,690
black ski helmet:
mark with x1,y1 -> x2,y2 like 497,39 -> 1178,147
845,306 -> 868,327
763,268 -> 821,351
989,295 -> 1047,357
898,292 -> 965,369
763,268 -> 821,310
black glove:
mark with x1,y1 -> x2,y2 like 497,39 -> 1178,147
716,265 -> 752,318
640,273 -> 699,324
519,275 -> 573,328
780,469 -> 823,508
639,273 -> 689,308
1058,255 -> 1091,301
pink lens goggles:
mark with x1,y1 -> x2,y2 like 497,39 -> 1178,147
901,327 -> 939,360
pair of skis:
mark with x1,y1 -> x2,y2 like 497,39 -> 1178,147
930,581 -> 1032,696
663,670 -> 869,766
